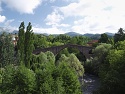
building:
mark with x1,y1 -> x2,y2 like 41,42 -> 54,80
87,40 -> 98,46
11,34 -> 18,46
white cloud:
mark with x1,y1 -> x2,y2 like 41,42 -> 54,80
1,0 -> 125,34
33,26 -> 66,34
45,10 -> 64,26
4,19 -> 14,26
58,0 -> 111,17
3,19 -> 18,32
0,1 -> 2,12
49,0 -> 56,3
0,15 -> 6,23
2,0 -> 42,14
62,0 -> 79,2
71,15 -> 125,34
57,23 -> 70,27
52,0 -> 125,34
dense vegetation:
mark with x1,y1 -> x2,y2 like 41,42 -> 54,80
85,28 -> 125,94
0,22 -> 125,94
0,22 -> 86,94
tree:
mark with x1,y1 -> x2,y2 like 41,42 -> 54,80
45,51 -> 55,64
84,43 -> 112,75
98,33 -> 108,43
17,22 -> 34,68
33,34 -> 48,49
0,33 -> 14,67
98,40 -> 125,94
24,22 -> 34,68
58,54 -> 84,77
1,64 -> 36,94
0,64 -> 16,94
58,62 -> 82,94
93,43 -> 112,63
56,48 -> 69,61
52,67 -> 64,94
114,28 -> 125,43
13,65 -> 36,94
17,22 -> 25,63
68,54 -> 84,77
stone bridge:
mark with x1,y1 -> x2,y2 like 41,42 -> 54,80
33,44 -> 94,59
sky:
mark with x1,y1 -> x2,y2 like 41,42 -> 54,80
0,0 -> 125,34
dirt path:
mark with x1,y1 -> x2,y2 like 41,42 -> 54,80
80,74 -> 100,94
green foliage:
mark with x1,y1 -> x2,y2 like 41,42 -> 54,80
52,34 -> 71,44
69,36 -> 90,45
33,52 -> 65,94
33,33 -> 90,49
68,54 -> 84,77
93,43 -> 112,61
57,54 -> 68,63
84,58 -> 96,74
24,22 -> 34,68
52,68 -> 64,94
115,40 -> 125,50
56,48 -> 69,61
17,22 -> 25,63
17,22 -> 34,68
114,28 -> 125,43
58,62 -> 82,94
33,34 -> 49,49
35,69 -> 54,94
12,65 -> 36,94
76,52 -> 86,62
45,51 -> 55,63
0,64 -> 16,94
1,64 -> 36,94
58,54 -> 84,77
51,42 -> 64,46
98,40 -> 125,94
85,43 -> 112,75
98,33 -> 108,43
0,33 -> 14,66
0,23 -> 96,94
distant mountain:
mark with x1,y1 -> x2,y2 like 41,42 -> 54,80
90,34 -> 101,39
83,32 -> 114,39
65,32 -> 82,36
12,30 -> 18,34
105,32 -> 114,36
64,32 -> 101,39
83,33 -> 94,37
0,27 -> 115,39
43,33 -> 49,36
64,32 -> 114,38
83,33 -> 100,39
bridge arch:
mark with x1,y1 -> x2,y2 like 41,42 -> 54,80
33,44 -> 94,59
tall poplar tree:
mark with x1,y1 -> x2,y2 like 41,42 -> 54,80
24,22 -> 34,68
17,22 -> 25,63
17,22 -> 34,68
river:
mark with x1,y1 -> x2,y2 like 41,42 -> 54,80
80,74 -> 100,94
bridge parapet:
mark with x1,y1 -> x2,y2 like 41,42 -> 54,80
33,44 -> 94,59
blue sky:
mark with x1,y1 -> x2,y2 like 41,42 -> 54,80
0,0 -> 125,34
